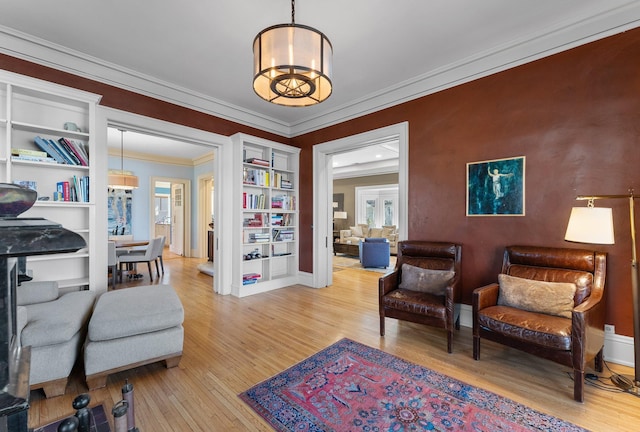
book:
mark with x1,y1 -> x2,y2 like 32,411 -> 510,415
59,138 -> 86,165
245,157 -> 270,166
13,180 -> 37,191
57,181 -> 71,201
11,155 -> 57,164
12,148 -> 47,157
69,139 -> 90,164
242,272 -> 261,280
34,136 -> 65,164
48,138 -> 77,165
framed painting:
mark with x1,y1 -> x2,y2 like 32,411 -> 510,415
108,188 -> 133,234
466,156 -> 525,216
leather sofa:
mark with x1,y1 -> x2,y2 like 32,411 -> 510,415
473,245 -> 606,402
339,224 -> 398,254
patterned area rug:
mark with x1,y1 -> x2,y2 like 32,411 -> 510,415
240,339 -> 587,432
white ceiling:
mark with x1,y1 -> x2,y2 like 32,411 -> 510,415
3,0 -> 640,162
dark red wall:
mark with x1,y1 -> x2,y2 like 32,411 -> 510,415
3,27 -> 639,337
293,28 -> 640,337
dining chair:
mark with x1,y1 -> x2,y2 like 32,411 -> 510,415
118,237 -> 163,282
155,235 -> 166,275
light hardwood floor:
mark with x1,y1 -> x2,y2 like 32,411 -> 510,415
28,253 -> 640,431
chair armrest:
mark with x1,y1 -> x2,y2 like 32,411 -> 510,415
379,270 -> 399,297
472,283 -> 499,311
445,272 -> 462,303
16,306 -> 28,345
572,288 -> 606,358
339,230 -> 352,243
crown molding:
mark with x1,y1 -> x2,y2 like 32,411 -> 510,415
288,1 -> 640,136
108,148 -> 197,167
0,26 -> 291,137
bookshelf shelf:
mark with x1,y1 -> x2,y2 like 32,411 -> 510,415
11,120 -> 90,140
0,70 -> 101,291
232,133 -> 300,297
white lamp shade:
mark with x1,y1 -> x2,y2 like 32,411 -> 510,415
333,211 -> 347,219
564,207 -> 615,244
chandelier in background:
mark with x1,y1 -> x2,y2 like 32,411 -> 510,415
253,0 -> 333,107
108,129 -> 139,190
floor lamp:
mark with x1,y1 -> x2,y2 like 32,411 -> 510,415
564,190 -> 639,395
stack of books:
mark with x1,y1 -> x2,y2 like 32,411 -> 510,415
11,148 -> 57,164
249,233 -> 270,243
244,157 -> 269,167
33,136 -> 89,166
242,273 -> 261,285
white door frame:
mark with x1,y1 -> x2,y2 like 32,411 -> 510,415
169,181 -> 186,255
149,177 -> 190,255
197,173 -> 214,259
312,122 -> 409,288
98,107 -> 229,294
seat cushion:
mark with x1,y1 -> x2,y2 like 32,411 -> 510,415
477,305 -> 572,351
17,280 -> 58,306
89,284 -> 184,341
22,291 -> 95,347
382,289 -> 446,320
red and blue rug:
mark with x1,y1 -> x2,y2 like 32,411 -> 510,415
240,338 -> 587,432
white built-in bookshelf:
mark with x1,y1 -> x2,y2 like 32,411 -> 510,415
0,70 -> 101,291
231,134 -> 300,297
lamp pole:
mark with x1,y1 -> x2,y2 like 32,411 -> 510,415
575,191 -> 639,391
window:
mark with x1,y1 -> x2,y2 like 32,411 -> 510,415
356,184 -> 398,228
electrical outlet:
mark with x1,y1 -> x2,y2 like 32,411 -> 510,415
604,324 -> 615,334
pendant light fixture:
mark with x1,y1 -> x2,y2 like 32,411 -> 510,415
253,0 -> 333,107
108,129 -> 139,190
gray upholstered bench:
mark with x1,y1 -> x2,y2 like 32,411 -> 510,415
84,284 -> 184,390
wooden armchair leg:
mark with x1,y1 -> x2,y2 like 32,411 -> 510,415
380,316 -> 385,336
594,348 -> 604,372
147,262 -> 153,281
574,370 -> 585,402
447,330 -> 453,354
473,336 -> 480,360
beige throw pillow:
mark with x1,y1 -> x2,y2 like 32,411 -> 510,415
350,225 -> 363,237
398,264 -> 454,296
369,227 -> 383,238
497,274 -> 576,319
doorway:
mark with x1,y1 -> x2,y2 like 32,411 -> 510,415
152,179 -> 191,257
313,122 -> 409,288
101,107 -> 227,294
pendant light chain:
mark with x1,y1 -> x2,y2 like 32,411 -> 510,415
291,0 -> 295,24
120,129 -> 125,173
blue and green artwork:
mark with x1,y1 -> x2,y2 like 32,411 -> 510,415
467,156 -> 525,216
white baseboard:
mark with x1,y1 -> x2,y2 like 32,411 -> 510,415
458,304 -> 634,367
297,271 -> 314,288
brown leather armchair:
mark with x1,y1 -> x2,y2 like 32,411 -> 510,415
473,245 -> 606,402
379,241 -> 462,353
